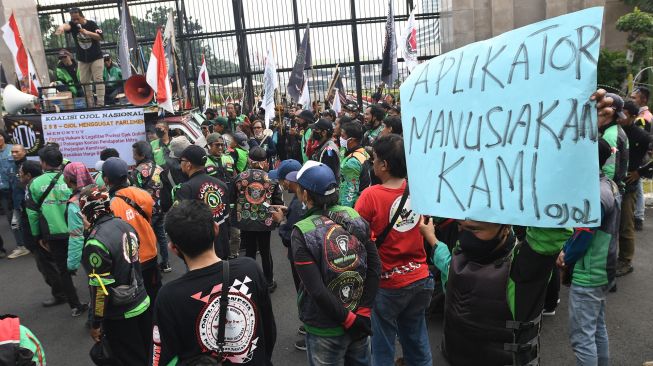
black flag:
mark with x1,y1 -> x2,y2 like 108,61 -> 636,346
380,0 -> 398,85
287,23 -> 312,103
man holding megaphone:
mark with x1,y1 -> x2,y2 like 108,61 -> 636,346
55,7 -> 105,107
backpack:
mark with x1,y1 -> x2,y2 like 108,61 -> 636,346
348,148 -> 372,193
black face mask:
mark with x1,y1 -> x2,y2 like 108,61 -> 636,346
458,225 -> 513,262
155,129 -> 165,139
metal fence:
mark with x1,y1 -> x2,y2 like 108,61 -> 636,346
37,0 -> 443,110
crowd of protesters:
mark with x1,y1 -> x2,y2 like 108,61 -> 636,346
0,88 -> 651,366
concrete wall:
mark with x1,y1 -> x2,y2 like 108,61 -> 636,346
441,0 -> 633,52
0,0 -> 49,87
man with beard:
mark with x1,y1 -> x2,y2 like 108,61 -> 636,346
175,145 -> 231,259
308,118 -> 340,179
362,104 -> 385,147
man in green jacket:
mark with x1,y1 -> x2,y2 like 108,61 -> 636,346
338,121 -> 368,207
26,145 -> 87,316
103,53 -> 122,105
150,120 -> 171,168
55,49 -> 82,97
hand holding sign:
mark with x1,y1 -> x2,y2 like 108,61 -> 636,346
400,7 -> 604,228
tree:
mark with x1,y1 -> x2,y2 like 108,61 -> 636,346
597,49 -> 628,91
624,0 -> 653,13
616,7 -> 653,69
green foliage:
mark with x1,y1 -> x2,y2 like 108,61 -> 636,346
597,49 -> 628,90
616,7 -> 653,69
624,0 -> 653,13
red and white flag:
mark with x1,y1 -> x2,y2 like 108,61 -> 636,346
400,8 -> 418,72
1,13 -> 40,96
197,54 -> 210,112
146,29 -> 174,113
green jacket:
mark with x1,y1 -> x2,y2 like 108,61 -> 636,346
56,63 -> 80,96
151,139 -> 170,167
95,171 -> 105,188
234,147 -> 249,173
103,64 -> 122,88
339,147 -> 368,207
301,128 -> 312,163
26,171 -> 72,240
67,193 -> 84,271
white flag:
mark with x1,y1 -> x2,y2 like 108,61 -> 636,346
298,72 -> 310,109
262,46 -> 278,128
400,8 -> 418,72
197,55 -> 210,112
332,88 -> 342,115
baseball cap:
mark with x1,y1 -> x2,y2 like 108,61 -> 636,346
248,146 -> 267,162
343,102 -> 359,112
169,135 -> 192,159
233,132 -> 249,150
321,109 -> 336,119
297,110 -> 315,124
605,93 -> 627,120
180,145 -> 207,166
214,116 -> 228,128
102,157 -> 128,180
206,133 -> 224,145
293,161 -> 337,196
268,159 -> 302,180
309,118 -> 334,132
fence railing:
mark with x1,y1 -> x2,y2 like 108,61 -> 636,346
37,0 -> 443,112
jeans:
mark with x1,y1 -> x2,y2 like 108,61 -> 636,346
371,277 -> 434,366
635,179 -> 645,221
619,190 -> 636,263
305,332 -> 370,366
569,284 -> 610,366
243,231 -> 273,283
151,213 -> 169,264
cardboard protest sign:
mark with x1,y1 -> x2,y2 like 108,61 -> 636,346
42,108 -> 146,168
400,7 -> 604,227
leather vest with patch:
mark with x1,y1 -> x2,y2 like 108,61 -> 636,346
294,206 -> 369,328
443,244 -> 541,366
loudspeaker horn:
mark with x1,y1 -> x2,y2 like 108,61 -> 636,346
124,75 -> 154,106
2,85 -> 38,114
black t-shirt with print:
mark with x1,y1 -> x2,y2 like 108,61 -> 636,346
151,258 -> 276,366
67,20 -> 103,63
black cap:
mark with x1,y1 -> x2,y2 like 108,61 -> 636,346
309,118 -> 333,132
297,110 -> 315,124
205,108 -> 217,116
102,157 -> 129,180
605,93 -> 627,120
180,145 -> 207,166
248,146 -> 267,162
343,102 -> 359,112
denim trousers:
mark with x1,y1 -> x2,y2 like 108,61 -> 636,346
371,277 -> 434,366
569,284 -> 610,366
305,332 -> 370,366
635,179 -> 645,221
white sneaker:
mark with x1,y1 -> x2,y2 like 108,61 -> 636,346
7,246 -> 30,259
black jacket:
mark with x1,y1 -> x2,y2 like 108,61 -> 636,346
160,159 -> 187,213
176,170 -> 230,226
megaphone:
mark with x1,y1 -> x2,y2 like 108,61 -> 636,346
2,85 -> 38,114
124,75 -> 154,106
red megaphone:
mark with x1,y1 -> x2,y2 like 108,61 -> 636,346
124,75 -> 154,106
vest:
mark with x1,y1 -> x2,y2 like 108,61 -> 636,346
235,169 -> 277,231
86,216 -> 148,319
0,315 -> 21,365
294,206 -> 369,329
443,244 -> 541,366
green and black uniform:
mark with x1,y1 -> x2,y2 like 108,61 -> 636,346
151,139 -> 170,168
56,60 -> 82,97
433,227 -> 571,365
82,215 -> 151,365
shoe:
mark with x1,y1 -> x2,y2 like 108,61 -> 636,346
635,218 -> 644,231
298,325 -> 306,335
42,297 -> 66,307
542,309 -> 556,316
7,246 -> 30,259
160,262 -> 172,273
268,280 -> 277,293
609,282 -> 617,293
71,303 -> 89,317
0,249 -> 6,259
227,254 -> 238,260
294,339 -> 307,351
616,261 -> 634,277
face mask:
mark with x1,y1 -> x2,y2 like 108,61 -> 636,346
339,137 -> 350,147
312,131 -> 322,141
458,226 -> 512,261
155,129 -> 165,139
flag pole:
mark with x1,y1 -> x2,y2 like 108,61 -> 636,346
172,42 -> 183,110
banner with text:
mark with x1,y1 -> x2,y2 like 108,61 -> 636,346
400,7 -> 604,227
42,108 -> 146,168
